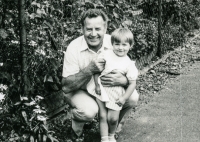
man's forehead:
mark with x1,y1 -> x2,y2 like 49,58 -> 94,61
84,16 -> 106,25
85,15 -> 104,20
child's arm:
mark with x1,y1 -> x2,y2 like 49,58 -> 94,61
94,73 -> 101,95
116,80 -> 136,106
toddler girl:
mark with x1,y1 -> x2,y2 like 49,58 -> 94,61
87,28 -> 138,142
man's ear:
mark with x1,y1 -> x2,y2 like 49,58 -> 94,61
81,26 -> 84,34
104,23 -> 108,33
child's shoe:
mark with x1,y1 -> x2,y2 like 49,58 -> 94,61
109,135 -> 116,142
101,136 -> 109,142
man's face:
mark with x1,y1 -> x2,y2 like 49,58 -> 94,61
82,16 -> 107,50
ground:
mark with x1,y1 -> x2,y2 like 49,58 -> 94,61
117,31 -> 200,142
118,62 -> 200,142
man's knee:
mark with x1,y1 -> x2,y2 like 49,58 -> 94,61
71,90 -> 99,121
127,91 -> 139,107
71,106 -> 98,122
83,106 -> 98,121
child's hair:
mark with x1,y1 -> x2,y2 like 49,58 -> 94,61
111,28 -> 134,47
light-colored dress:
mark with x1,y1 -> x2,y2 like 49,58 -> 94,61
87,49 -> 138,110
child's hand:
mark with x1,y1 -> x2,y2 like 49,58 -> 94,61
115,97 -> 126,107
95,86 -> 101,95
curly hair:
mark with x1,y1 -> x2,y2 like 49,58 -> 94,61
80,9 -> 108,26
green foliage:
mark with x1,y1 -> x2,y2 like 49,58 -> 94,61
137,0 -> 200,56
139,0 -> 200,30
0,90 -> 57,141
0,0 -> 200,141
128,18 -> 158,59
162,24 -> 186,51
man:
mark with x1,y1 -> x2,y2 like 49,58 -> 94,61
62,9 -> 139,139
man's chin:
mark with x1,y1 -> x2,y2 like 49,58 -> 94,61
88,42 -> 100,48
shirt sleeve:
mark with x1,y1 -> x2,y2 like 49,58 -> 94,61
126,61 -> 138,81
62,44 -> 80,78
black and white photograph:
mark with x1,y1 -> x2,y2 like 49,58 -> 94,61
0,0 -> 200,141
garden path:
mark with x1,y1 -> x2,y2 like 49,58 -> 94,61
118,61 -> 200,142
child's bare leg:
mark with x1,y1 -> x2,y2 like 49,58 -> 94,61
95,84 -> 101,95
96,99 -> 109,141
94,74 -> 101,95
107,109 -> 120,141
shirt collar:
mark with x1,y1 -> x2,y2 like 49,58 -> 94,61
79,35 -> 110,52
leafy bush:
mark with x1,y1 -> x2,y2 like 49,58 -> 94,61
139,0 -> 199,30
162,24 -> 186,51
0,87 -> 57,142
128,18 -> 158,59
0,0 -> 199,141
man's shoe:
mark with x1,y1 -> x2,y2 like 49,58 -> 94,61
114,132 -> 119,140
69,128 -> 84,142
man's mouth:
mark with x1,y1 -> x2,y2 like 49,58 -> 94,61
89,36 -> 99,40
90,38 -> 98,42
118,50 -> 123,52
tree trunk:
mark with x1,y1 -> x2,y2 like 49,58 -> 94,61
157,0 -> 163,58
19,0 -> 28,96
1,0 -> 7,28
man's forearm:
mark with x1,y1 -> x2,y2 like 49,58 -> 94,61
62,66 -> 93,93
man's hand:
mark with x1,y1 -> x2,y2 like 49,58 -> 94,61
62,91 -> 76,108
95,85 -> 101,95
88,57 -> 105,74
100,70 -> 128,87
115,97 -> 126,107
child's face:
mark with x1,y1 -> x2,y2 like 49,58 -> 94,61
112,40 -> 132,57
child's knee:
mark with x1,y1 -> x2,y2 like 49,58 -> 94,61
99,111 -> 107,121
108,116 -> 118,126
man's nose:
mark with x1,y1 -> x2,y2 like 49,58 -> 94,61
91,29 -> 97,36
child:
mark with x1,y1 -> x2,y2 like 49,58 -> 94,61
87,28 -> 139,142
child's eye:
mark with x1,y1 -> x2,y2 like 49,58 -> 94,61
123,43 -> 129,46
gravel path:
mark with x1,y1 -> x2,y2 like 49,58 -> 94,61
118,62 -> 200,142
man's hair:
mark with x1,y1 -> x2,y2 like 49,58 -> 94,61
80,9 -> 108,26
111,28 -> 134,47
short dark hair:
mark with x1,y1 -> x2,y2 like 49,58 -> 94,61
80,9 -> 108,26
111,28 -> 134,47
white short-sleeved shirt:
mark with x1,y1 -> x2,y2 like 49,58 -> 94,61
62,34 -> 113,78
99,50 -> 138,81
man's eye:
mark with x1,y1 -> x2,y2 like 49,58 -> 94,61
86,29 -> 92,31
96,28 -> 101,31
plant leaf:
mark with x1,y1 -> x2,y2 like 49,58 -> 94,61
0,29 -> 8,39
22,111 -> 28,123
113,12 -> 119,19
